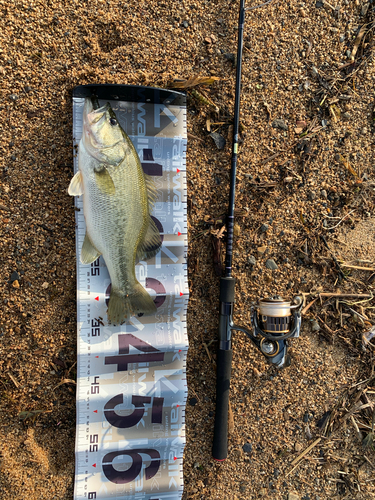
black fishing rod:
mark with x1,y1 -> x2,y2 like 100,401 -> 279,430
212,0 -> 303,461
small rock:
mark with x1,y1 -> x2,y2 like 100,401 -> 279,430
288,493 -> 300,500
248,255 -> 256,266
308,191 -> 316,201
209,132 -> 226,150
315,1 -> 323,7
266,259 -> 278,270
320,189 -> 327,199
10,271 -> 20,282
303,412 -> 309,423
294,442 -> 302,452
242,443 -> 252,454
189,397 -> 198,406
339,35 -> 345,42
259,488 -> 267,496
346,50 -> 351,58
182,20 -> 189,28
12,280 -> 20,288
42,282 -> 49,289
257,245 -> 267,255
272,118 -> 288,131
224,52 -> 236,64
311,319 -> 320,332
260,223 -> 269,233
9,94 -> 18,101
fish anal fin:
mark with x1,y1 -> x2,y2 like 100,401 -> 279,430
107,283 -> 156,324
95,167 -> 116,195
136,217 -> 162,261
68,171 -> 84,196
81,233 -> 101,265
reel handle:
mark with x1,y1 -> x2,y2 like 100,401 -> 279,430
212,348 -> 233,461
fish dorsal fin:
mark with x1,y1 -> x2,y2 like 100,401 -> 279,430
95,166 -> 116,195
144,173 -> 158,210
137,216 -> 162,261
81,232 -> 102,265
68,171 -> 84,196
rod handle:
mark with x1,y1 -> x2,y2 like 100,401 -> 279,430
212,348 -> 233,461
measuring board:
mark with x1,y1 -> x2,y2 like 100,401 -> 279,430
72,85 -> 188,500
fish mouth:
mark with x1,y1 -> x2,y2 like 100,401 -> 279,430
86,102 -> 111,126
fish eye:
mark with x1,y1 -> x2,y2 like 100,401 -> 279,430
110,118 -> 117,126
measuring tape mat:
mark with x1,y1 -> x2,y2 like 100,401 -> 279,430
72,86 -> 188,500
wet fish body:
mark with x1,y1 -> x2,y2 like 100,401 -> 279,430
68,98 -> 161,323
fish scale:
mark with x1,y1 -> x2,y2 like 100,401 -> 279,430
72,85 -> 188,500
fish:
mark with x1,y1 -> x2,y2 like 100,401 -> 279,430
68,97 -> 161,324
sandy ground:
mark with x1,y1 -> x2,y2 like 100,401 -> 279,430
0,0 -> 375,499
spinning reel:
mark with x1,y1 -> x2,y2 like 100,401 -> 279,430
249,295 -> 303,368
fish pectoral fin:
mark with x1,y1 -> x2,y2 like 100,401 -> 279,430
94,167 -> 116,195
80,233 -> 102,265
68,171 -> 84,196
137,216 -> 162,261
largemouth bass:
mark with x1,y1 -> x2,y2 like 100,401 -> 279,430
68,97 -> 161,323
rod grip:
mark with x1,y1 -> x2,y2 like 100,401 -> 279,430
212,348 -> 233,461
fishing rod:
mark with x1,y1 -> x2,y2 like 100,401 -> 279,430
212,0 -> 303,461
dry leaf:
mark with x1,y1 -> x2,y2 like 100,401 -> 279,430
169,76 -> 220,89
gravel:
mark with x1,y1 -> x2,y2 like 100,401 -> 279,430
0,0 -> 374,499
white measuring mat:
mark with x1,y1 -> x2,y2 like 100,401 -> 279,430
72,85 -> 188,500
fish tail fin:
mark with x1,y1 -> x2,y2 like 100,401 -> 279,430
107,283 -> 156,324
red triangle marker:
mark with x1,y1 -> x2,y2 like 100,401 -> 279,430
93,410 -> 98,413
93,463 -> 96,468
95,296 -> 99,301
95,356 -> 99,358
174,457 -> 177,461
180,292 -> 183,296
177,168 -> 180,173
178,232 -> 181,236
176,405 -> 180,408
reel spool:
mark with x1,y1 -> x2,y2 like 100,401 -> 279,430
251,296 -> 302,358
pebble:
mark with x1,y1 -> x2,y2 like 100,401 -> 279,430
257,245 -> 267,255
288,493 -> 300,500
9,94 -> 18,101
308,191 -> 316,201
189,397 -> 198,406
266,259 -> 278,270
295,442 -> 302,452
182,20 -> 189,28
42,282 -> 49,289
242,443 -> 252,453
10,271 -> 20,282
209,132 -> 226,150
303,412 -> 309,423
311,320 -> 320,332
248,255 -> 256,266
272,118 -> 288,131
12,280 -> 20,288
320,189 -> 327,199
259,488 -> 267,496
260,223 -> 268,233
